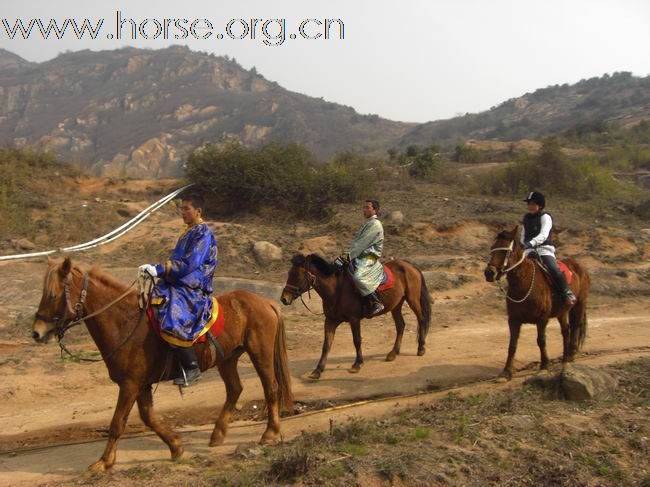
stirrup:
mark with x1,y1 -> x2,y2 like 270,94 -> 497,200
173,367 -> 201,387
369,301 -> 385,316
564,291 -> 577,306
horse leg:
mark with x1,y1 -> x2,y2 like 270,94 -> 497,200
386,303 -> 406,362
536,320 -> 550,370
499,318 -> 521,381
248,349 -> 282,444
310,318 -> 340,380
137,385 -> 183,460
405,289 -> 426,356
559,312 -> 571,363
209,356 -> 243,446
349,318 -> 364,373
88,381 -> 139,471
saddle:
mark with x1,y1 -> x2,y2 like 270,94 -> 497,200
527,253 -> 573,289
377,265 -> 396,293
145,298 -> 227,373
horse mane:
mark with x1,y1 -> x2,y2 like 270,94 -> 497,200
307,254 -> 339,276
89,266 -> 134,295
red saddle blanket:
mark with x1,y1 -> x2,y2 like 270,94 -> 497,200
377,265 -> 396,293
146,297 -> 225,347
558,260 -> 573,285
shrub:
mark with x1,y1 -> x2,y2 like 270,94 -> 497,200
454,143 -> 485,163
185,141 -> 370,218
479,137 -> 623,197
0,147 -> 71,239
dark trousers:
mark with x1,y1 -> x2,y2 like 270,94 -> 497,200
540,255 -> 570,294
171,345 -> 199,370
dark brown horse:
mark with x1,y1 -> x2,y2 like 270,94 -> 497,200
280,254 -> 432,379
32,257 -> 293,471
484,226 -> 590,380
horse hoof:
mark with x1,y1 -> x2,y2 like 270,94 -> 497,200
88,460 -> 110,472
348,364 -> 362,374
496,371 -> 512,382
417,347 -> 426,356
308,370 -> 321,380
171,444 -> 185,461
259,431 -> 281,445
209,432 -> 225,447
385,351 -> 397,362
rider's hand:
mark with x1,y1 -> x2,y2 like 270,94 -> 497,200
139,264 -> 158,277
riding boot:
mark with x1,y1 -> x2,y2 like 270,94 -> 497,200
540,255 -> 577,306
172,345 -> 202,386
366,291 -> 385,316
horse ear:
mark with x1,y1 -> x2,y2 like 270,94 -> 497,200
47,255 -> 53,264
512,225 -> 520,240
555,226 -> 566,235
59,257 -> 72,278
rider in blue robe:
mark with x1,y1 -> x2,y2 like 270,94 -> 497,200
139,192 -> 217,386
152,222 -> 218,341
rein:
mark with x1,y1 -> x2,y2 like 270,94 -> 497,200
490,240 -> 536,303
37,273 -> 143,363
283,259 -> 342,316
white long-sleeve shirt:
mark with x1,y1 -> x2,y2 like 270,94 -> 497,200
520,213 -> 556,257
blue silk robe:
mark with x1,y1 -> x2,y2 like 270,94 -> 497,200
152,222 -> 218,342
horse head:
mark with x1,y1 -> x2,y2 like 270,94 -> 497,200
32,256 -> 78,343
280,253 -> 339,305
484,226 -> 520,282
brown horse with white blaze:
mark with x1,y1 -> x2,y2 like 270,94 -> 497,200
281,254 -> 432,379
484,226 -> 590,380
32,257 -> 293,471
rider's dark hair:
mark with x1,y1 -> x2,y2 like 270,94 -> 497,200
366,199 -> 380,211
182,192 -> 205,212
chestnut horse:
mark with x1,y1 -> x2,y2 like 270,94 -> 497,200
484,226 -> 590,380
32,257 -> 293,471
281,254 -> 432,379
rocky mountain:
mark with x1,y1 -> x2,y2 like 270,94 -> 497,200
1,46 -> 649,176
399,72 -> 650,148
0,46 -> 412,176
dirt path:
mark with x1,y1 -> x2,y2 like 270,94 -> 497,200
0,258 -> 648,486
1,348 -> 649,487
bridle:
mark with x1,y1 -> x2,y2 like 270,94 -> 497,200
282,257 -> 342,316
489,239 -> 536,303
489,240 -> 526,277
35,271 -> 141,362
35,273 -> 90,338
282,260 -> 320,314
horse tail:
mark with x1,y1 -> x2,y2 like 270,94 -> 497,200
416,266 -> 432,344
570,266 -> 590,351
270,302 -> 294,412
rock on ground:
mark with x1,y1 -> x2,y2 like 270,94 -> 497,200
252,241 -> 282,266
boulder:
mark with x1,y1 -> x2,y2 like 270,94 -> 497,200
12,238 -> 36,251
252,241 -> 282,266
560,364 -> 618,401
299,236 -> 337,257
386,210 -> 404,225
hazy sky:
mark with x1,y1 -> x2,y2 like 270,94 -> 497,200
2,0 -> 649,123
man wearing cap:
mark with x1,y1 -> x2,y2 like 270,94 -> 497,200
521,191 -> 577,306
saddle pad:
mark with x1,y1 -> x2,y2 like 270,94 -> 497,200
558,260 -> 573,285
146,297 -> 225,347
377,265 -> 396,293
